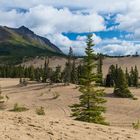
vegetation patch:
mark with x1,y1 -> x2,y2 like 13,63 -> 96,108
36,106 -> 45,115
52,92 -> 60,99
132,120 -> 140,130
10,103 -> 29,112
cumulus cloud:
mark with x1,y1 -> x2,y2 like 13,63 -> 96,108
96,38 -> 140,56
0,0 -> 130,13
0,5 -> 105,34
0,0 -> 140,55
116,0 -> 140,38
46,33 -> 101,55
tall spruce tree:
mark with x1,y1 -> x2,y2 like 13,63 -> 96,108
71,34 -> 107,124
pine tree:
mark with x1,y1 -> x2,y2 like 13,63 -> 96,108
63,47 -> 73,85
97,53 -> 103,85
108,65 -> 116,86
35,68 -> 41,82
134,66 -> 139,87
42,58 -> 49,83
52,65 -> 62,83
77,64 -> 85,84
130,67 -> 135,86
105,74 -> 112,87
125,68 -> 130,86
71,34 -> 107,124
29,66 -> 35,81
71,58 -> 78,84
114,67 -> 133,98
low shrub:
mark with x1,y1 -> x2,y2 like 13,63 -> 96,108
10,103 -> 29,112
36,106 -> 45,115
132,120 -> 140,130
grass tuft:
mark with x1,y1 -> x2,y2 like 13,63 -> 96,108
36,106 -> 45,115
10,103 -> 29,112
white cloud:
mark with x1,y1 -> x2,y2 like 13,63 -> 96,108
116,0 -> 140,38
96,38 -> 140,56
46,33 -> 101,55
0,0 -> 130,13
1,0 -> 140,55
0,5 -> 105,34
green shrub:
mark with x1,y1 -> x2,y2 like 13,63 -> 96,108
36,106 -> 45,115
10,103 -> 29,112
132,120 -> 140,130
52,92 -> 60,99
114,88 -> 133,98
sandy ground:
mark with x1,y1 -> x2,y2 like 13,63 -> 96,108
0,78 -> 140,139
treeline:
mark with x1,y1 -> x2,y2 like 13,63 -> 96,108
105,65 -> 139,88
0,48 -> 86,85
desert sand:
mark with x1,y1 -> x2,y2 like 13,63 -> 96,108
0,78 -> 140,139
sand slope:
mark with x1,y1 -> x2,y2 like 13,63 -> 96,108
0,79 -> 140,140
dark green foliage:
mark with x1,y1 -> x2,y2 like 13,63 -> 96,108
105,65 -> 139,88
71,34 -> 107,125
77,64 -> 85,85
51,65 -> 62,83
63,47 -> 73,85
34,68 -> 42,82
127,66 -> 139,87
42,58 -> 50,83
105,74 -> 113,87
29,66 -> 35,81
130,67 -> 135,86
134,66 -> 139,87
114,67 -> 133,98
105,65 -> 116,87
71,59 -> 78,84
125,68 -> 130,86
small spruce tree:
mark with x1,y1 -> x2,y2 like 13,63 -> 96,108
42,58 -> 50,83
71,58 -> 78,84
114,67 -> 133,98
134,66 -> 139,87
63,47 -> 73,85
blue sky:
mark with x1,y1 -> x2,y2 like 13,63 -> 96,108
0,0 -> 140,55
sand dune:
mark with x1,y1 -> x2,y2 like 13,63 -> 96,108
0,78 -> 140,139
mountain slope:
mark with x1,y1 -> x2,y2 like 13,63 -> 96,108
0,26 -> 63,64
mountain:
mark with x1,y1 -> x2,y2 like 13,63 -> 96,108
0,26 -> 63,64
